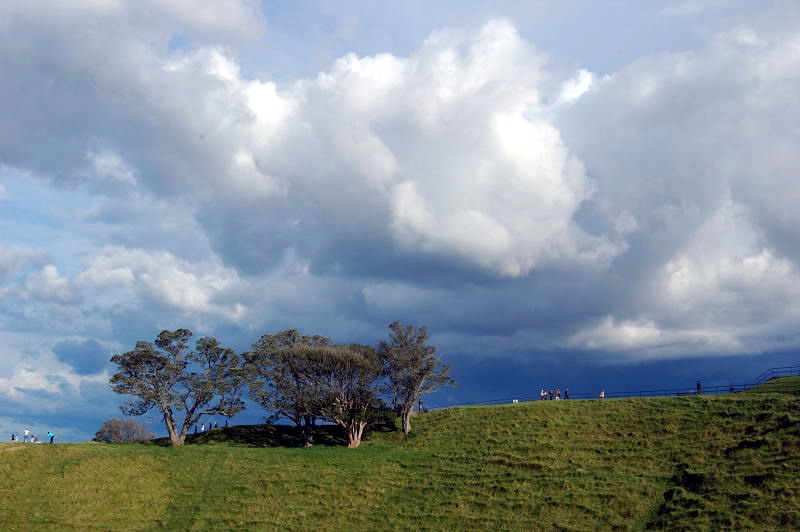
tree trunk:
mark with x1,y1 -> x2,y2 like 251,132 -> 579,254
346,421 -> 367,449
401,410 -> 412,434
302,415 -> 315,447
400,398 -> 418,435
162,407 -> 185,447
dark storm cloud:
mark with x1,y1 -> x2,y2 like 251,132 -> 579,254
52,339 -> 110,376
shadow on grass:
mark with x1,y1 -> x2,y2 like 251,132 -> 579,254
146,418 -> 398,448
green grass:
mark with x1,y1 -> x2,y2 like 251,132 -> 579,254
744,375 -> 800,394
1,379 -> 799,530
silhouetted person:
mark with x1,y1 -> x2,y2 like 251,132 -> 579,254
224,419 -> 228,428
565,388 -> 570,400
696,380 -> 702,395
548,390 -> 553,400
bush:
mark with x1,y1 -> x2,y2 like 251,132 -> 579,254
94,418 -> 156,443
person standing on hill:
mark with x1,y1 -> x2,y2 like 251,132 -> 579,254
565,388 -> 570,400
23,428 -> 30,443
600,390 -> 605,400
548,390 -> 553,400
556,388 -> 561,400
696,380 -> 702,395
47,431 -> 54,444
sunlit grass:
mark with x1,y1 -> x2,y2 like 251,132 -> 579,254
0,378 -> 798,530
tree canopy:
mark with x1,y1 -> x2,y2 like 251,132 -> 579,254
109,329 -> 245,446
378,322 -> 456,434
244,329 -> 331,446
292,343 -> 386,448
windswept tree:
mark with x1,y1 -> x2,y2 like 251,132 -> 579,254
377,322 -> 456,434
300,343 -> 386,449
244,329 -> 331,446
109,329 -> 245,447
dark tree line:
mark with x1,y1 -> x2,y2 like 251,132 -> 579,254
109,323 -> 455,448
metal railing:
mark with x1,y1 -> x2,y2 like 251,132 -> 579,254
424,364 -> 800,411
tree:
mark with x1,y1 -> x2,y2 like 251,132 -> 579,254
244,329 -> 331,447
109,329 -> 245,447
300,343 -> 386,449
93,418 -> 156,443
377,322 -> 456,434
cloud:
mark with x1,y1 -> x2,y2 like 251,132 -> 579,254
78,246 -> 245,319
555,10 -> 800,354
0,244 -> 48,283
21,265 -> 81,304
52,339 -> 111,376
0,0 -> 266,42
0,350 -> 109,412
278,19 -> 629,277
658,0 -> 729,17
1,0 -> 800,386
0,9 -> 630,280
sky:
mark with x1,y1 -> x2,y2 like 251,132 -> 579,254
1,0 -> 800,441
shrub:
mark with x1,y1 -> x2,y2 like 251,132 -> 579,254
93,418 -> 156,443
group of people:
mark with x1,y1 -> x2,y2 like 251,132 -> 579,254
193,419 -> 227,434
10,429 -> 55,444
537,381 -> 703,401
540,388 -> 570,400
538,389 -> 608,400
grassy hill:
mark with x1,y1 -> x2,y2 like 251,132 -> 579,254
1,380 -> 798,530
744,375 -> 800,394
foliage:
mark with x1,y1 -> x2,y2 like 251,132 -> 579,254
377,322 -> 455,434
93,418 -> 156,443
1,384 -> 799,529
289,343 -> 386,449
109,329 -> 245,446
243,329 -> 331,446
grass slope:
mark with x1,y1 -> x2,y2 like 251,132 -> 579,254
1,381 -> 798,530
